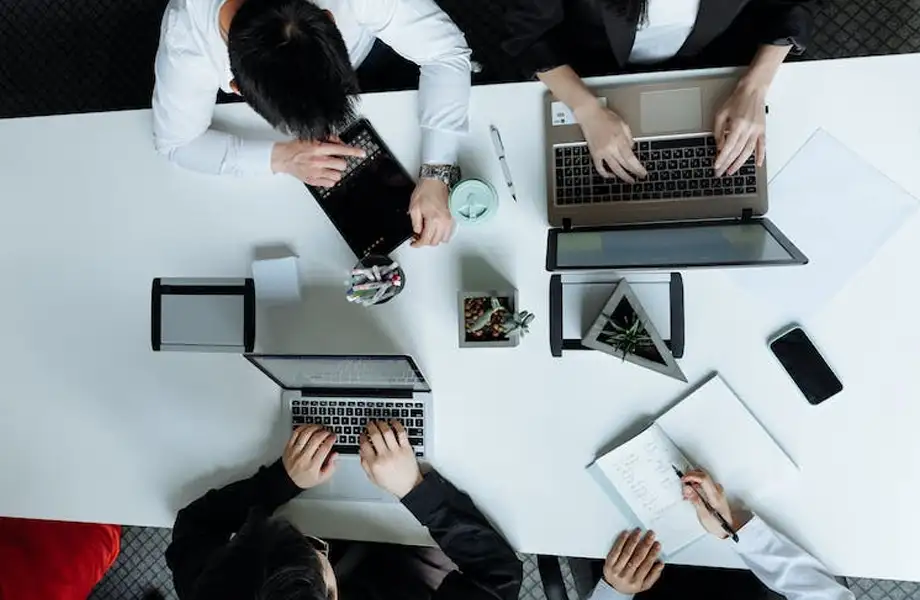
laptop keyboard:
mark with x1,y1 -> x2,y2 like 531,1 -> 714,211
553,135 -> 757,205
312,127 -> 383,200
290,397 -> 426,457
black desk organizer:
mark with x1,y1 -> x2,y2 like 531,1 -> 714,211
548,273 -> 685,359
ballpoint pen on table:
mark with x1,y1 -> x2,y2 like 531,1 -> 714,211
672,465 -> 739,543
489,124 -> 518,202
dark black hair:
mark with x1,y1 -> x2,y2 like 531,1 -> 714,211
190,515 -> 333,600
228,0 -> 359,141
595,0 -> 648,24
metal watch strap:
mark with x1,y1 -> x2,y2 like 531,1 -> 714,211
419,164 -> 461,187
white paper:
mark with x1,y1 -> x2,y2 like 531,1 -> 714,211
592,376 -> 798,556
252,256 -> 301,305
594,424 -> 702,555
551,97 -> 608,126
730,130 -> 917,317
657,376 -> 799,505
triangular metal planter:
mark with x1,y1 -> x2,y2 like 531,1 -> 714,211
581,279 -> 687,382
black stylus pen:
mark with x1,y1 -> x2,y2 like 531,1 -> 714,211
672,465 -> 739,543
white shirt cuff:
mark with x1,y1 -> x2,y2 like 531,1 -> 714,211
587,577 -> 634,600
420,128 -> 460,166
238,139 -> 276,177
733,515 -> 773,553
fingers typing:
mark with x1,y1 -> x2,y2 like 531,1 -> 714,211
318,142 -> 366,158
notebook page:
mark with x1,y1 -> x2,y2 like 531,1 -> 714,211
593,424 -> 705,554
657,376 -> 798,503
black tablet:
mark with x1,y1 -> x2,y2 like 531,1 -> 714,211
305,119 -> 415,260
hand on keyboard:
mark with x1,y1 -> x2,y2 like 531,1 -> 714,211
359,420 -> 423,499
409,179 -> 453,247
713,82 -> 767,177
270,139 -> 366,187
573,103 -> 648,183
282,425 -> 338,490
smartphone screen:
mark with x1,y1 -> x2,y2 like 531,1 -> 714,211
770,328 -> 843,405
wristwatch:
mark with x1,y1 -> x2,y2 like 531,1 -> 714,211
419,163 -> 461,188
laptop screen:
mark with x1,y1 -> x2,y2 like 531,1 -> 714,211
246,355 -> 430,392
548,219 -> 807,270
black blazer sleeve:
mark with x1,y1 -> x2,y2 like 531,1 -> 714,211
748,0 -> 819,54
501,0 -> 570,76
402,471 -> 523,600
165,459 -> 303,599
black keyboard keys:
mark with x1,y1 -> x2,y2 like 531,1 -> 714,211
554,135 -> 759,205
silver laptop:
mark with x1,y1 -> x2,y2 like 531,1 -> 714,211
245,354 -> 433,502
544,73 -> 807,270
546,74 -> 768,226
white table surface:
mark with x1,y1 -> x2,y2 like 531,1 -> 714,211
1,53 -> 919,580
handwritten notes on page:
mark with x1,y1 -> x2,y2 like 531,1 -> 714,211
594,424 -> 705,555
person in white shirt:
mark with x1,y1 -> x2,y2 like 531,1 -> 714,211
152,0 -> 472,247
592,469 -> 854,600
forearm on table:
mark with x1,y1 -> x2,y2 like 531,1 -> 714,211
739,44 -> 792,94
537,64 -> 600,118
155,129 -> 275,177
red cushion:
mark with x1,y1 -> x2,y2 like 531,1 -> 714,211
0,517 -> 121,600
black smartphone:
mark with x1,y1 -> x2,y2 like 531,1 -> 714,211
769,326 -> 843,405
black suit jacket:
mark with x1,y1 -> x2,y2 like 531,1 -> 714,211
166,460 -> 522,600
502,0 -> 818,76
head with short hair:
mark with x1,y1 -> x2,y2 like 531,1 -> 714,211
189,515 -> 337,600
228,0 -> 359,141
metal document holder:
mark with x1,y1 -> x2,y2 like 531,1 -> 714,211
151,278 -> 256,352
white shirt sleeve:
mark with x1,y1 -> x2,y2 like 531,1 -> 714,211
584,516 -> 853,600
734,516 -> 855,600
348,0 -> 471,165
587,578 -> 635,600
151,4 -> 274,177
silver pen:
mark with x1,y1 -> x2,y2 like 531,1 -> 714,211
489,125 -> 517,202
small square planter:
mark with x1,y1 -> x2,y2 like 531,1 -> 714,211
582,280 -> 686,382
458,290 -> 524,348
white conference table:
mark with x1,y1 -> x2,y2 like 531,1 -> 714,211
1,53 -> 919,581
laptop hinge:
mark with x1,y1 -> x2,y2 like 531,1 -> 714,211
741,208 -> 754,222
297,387 -> 414,399
562,218 -> 573,231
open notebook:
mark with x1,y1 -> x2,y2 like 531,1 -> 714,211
588,375 -> 798,556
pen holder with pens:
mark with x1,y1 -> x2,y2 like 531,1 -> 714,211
345,255 -> 406,307
449,179 -> 499,225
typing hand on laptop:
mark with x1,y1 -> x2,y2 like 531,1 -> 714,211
359,420 -> 424,499
283,425 -> 338,489
574,102 -> 648,184
713,82 -> 767,178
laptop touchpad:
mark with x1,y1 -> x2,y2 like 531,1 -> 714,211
640,88 -> 702,134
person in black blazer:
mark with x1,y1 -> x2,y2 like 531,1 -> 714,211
503,0 -> 817,179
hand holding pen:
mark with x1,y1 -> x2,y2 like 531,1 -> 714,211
673,467 -> 748,542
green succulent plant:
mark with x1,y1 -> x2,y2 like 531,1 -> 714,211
599,313 -> 654,361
